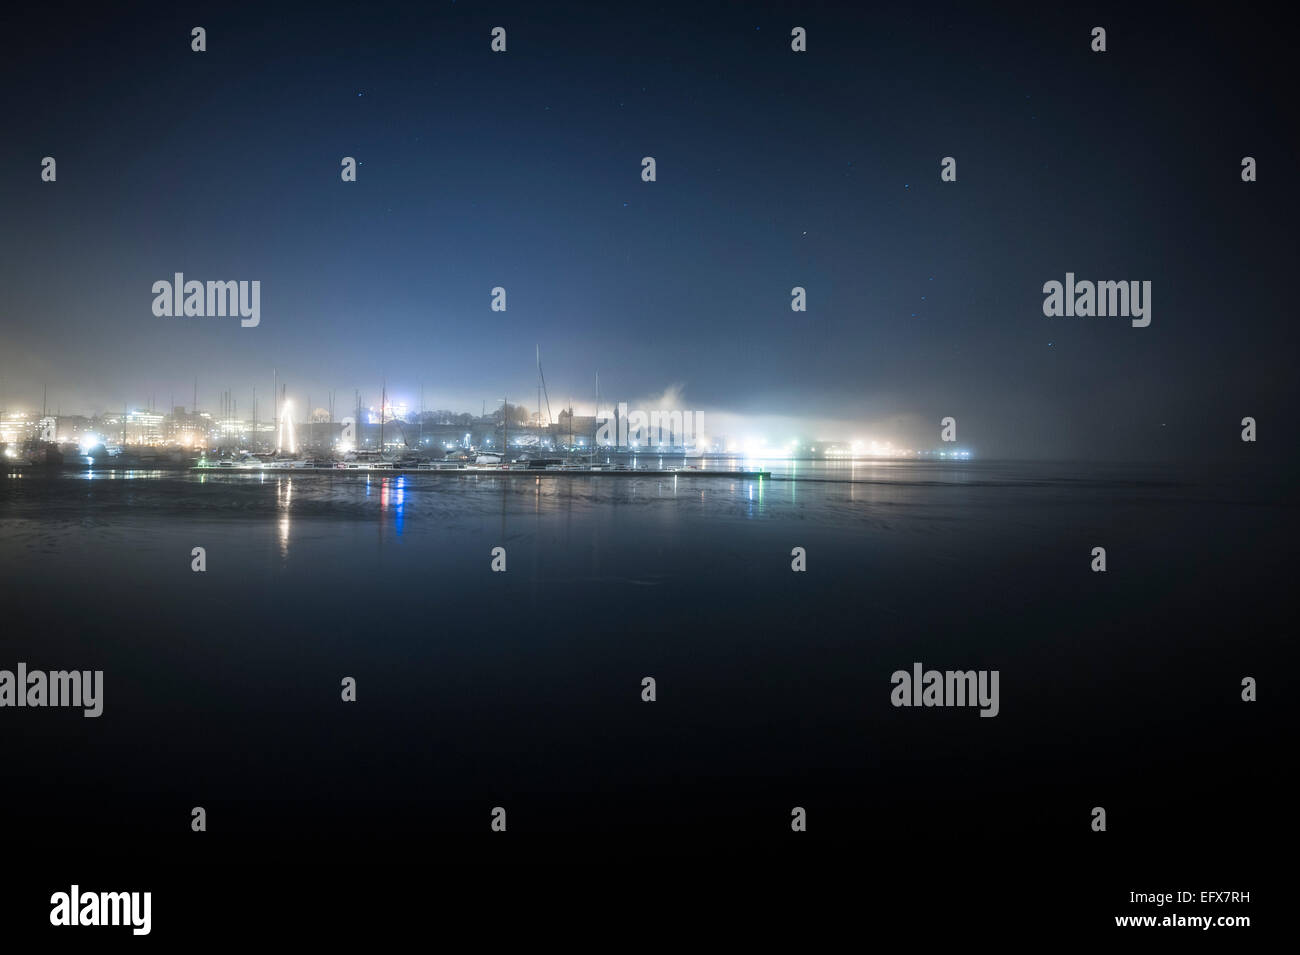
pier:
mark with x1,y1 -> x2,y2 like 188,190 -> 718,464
192,464 -> 772,478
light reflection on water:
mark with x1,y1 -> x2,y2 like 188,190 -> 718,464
379,476 -> 406,535
0,459 -> 1211,556
276,477 -> 293,558
67,469 -> 171,481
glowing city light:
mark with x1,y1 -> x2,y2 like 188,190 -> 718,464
277,401 -> 296,454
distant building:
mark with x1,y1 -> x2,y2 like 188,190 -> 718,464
54,415 -> 93,445
557,409 -> 598,446
0,411 -> 36,446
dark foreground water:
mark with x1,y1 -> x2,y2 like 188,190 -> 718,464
0,459 -> 1291,869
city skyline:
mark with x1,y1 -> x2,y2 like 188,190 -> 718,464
2,386 -> 955,459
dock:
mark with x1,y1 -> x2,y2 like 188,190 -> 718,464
193,464 -> 771,478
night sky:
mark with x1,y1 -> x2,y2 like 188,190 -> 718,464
2,1 -> 1294,460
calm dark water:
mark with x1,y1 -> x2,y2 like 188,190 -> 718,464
0,459 -> 1291,862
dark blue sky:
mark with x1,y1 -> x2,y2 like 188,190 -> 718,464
2,1 -> 1294,459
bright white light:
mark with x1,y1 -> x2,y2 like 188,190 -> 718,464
277,401 -> 296,454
